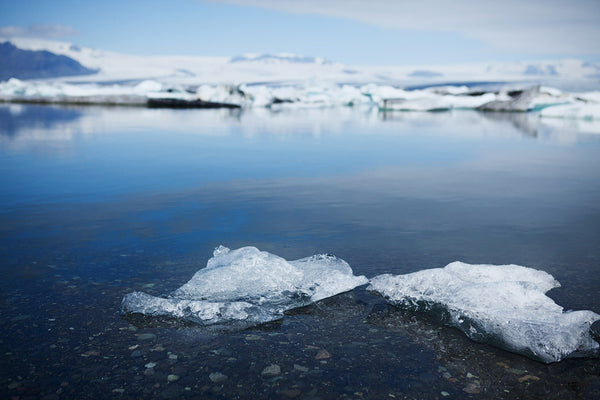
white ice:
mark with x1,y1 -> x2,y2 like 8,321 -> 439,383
121,246 -> 368,326
368,262 -> 600,363
2,75 -> 598,115
540,102 -> 600,120
0,78 -> 165,104
2,38 -> 599,112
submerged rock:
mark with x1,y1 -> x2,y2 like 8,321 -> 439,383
262,364 -> 281,377
136,333 -> 156,341
209,372 -> 228,383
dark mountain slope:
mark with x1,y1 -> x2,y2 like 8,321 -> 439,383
0,41 -> 98,81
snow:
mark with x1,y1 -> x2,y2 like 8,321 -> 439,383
368,262 -> 600,363
121,246 -> 368,326
3,38 -> 600,87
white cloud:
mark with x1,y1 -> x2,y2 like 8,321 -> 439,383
0,26 -> 27,37
213,0 -> 600,55
0,24 -> 78,39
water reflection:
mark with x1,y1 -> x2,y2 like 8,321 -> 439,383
479,111 -> 540,137
1,103 -> 600,399
0,104 -> 83,138
2,105 -> 599,153
1,105 -> 599,302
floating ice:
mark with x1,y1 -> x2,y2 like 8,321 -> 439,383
477,85 -> 543,112
370,85 -> 499,111
540,102 -> 600,120
476,85 -> 576,112
368,262 -> 600,363
121,246 -> 368,326
1,75 -> 597,113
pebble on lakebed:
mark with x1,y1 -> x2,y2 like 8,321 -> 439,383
209,372 -> 228,383
136,333 -> 156,341
262,364 -> 281,377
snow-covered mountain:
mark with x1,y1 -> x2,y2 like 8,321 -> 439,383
230,53 -> 330,65
1,38 -> 599,125
3,37 -> 599,89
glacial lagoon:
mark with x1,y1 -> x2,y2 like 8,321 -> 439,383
1,104 -> 600,399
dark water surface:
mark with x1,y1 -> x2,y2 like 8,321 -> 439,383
1,104 -> 599,399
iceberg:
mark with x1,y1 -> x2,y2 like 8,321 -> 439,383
477,85 -> 543,112
540,102 -> 600,121
475,85 -> 575,112
368,262 -> 600,363
2,73 -> 597,114
121,246 -> 368,327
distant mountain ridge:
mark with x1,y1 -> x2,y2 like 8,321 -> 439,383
0,41 -> 98,81
230,53 -> 330,65
2,38 -> 599,90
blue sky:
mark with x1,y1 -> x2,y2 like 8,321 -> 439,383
1,0 -> 599,65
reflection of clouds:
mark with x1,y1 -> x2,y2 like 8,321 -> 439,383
1,105 -> 598,153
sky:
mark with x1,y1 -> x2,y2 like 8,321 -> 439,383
1,0 -> 599,65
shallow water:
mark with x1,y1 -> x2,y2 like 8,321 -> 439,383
1,104 -> 599,399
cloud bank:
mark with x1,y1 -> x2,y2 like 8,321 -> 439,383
0,24 -> 78,39
215,0 -> 600,56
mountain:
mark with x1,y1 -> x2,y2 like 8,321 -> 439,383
0,41 -> 98,81
1,38 -> 599,91
230,53 -> 330,65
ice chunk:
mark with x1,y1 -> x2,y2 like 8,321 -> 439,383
477,85 -> 542,112
474,85 -> 575,113
379,97 -> 452,112
122,246 -> 368,326
372,85 -> 502,112
133,80 -> 162,94
368,262 -> 600,363
540,102 -> 600,121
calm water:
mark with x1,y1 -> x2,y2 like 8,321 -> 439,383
1,104 -> 599,399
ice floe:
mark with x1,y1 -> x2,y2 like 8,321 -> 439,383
121,246 -> 368,326
1,75 -> 599,118
540,102 -> 600,120
368,262 -> 600,363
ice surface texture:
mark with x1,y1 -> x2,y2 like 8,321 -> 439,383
369,262 -> 600,363
121,246 -> 368,326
